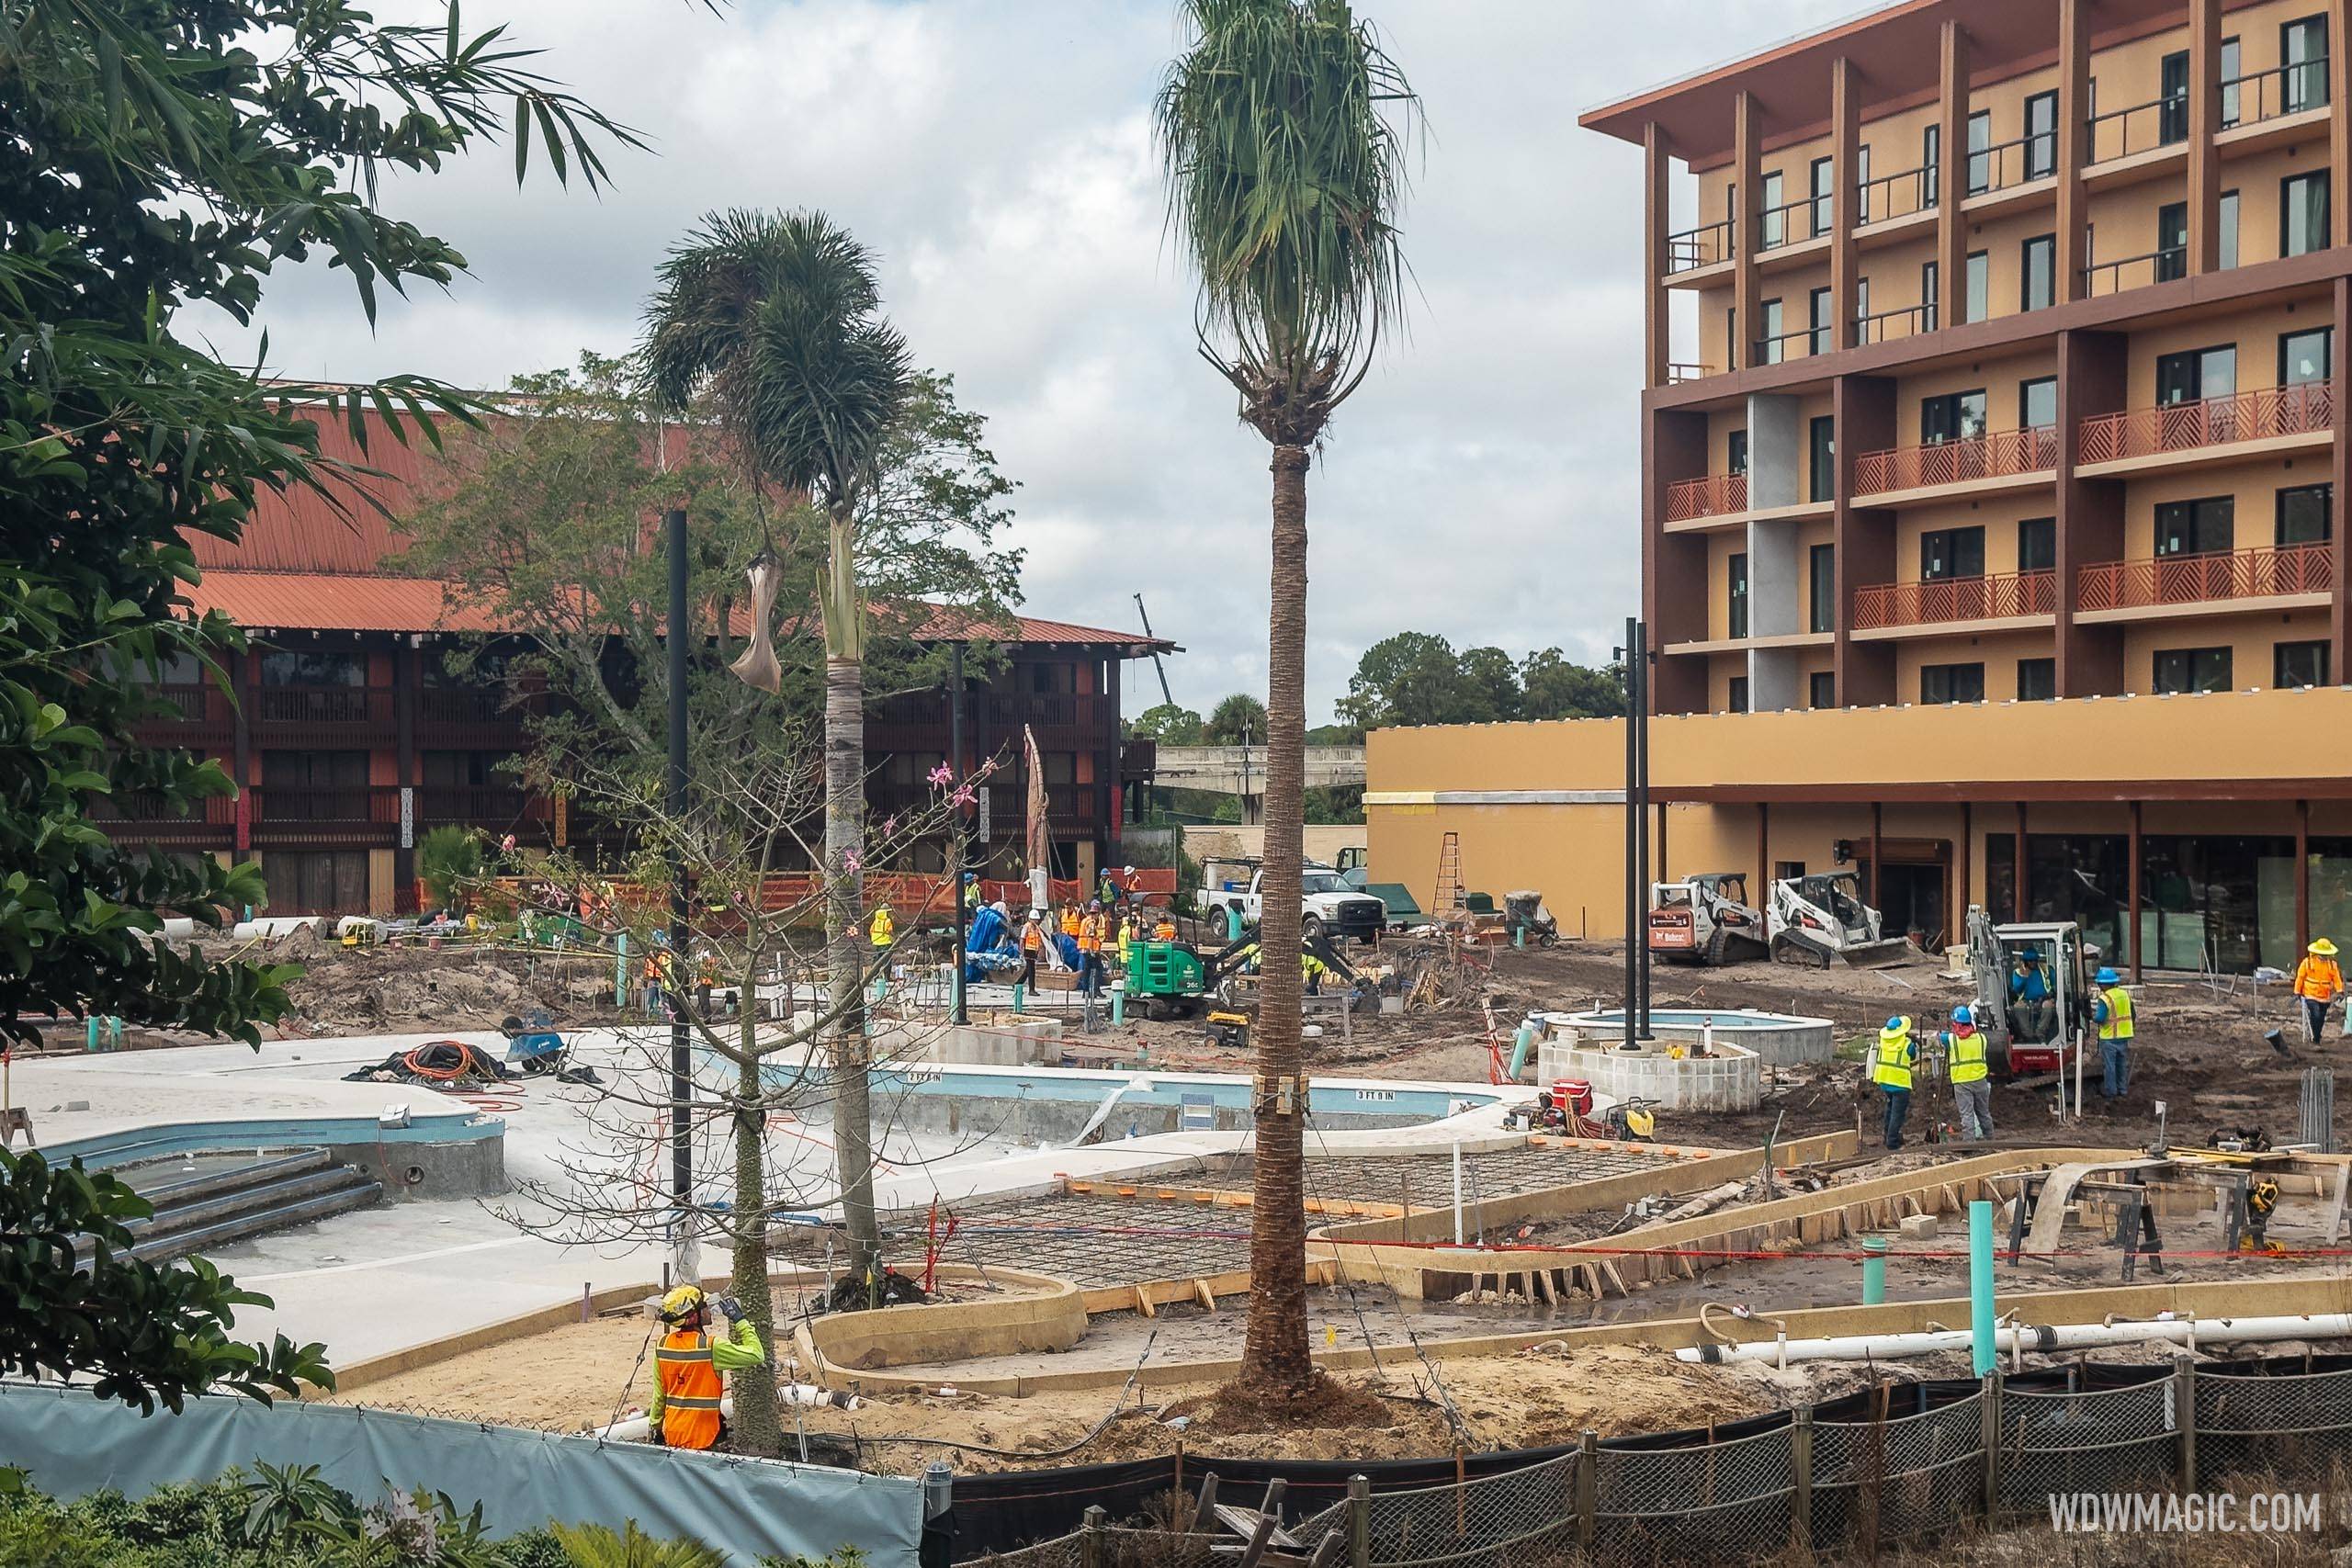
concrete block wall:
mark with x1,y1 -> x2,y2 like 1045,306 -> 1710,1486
1534,1037 -> 1762,1112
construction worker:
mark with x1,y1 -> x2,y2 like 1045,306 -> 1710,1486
1018,908 -> 1046,989
1058,901 -> 1080,941
695,948 -> 718,1020
642,940 -> 674,1020
868,903 -> 894,951
1872,1015 -> 1919,1150
647,1285 -> 763,1450
1115,911 -> 1136,970
2293,937 -> 2343,1043
1077,899 -> 1108,997
1939,1004 -> 1993,1141
1096,868 -> 1118,908
1151,909 -> 1178,942
2007,948 -> 2053,1043
1302,948 -> 1327,997
2090,966 -> 2134,1098
963,871 -> 980,911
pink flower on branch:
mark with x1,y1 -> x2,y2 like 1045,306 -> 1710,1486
927,762 -> 954,788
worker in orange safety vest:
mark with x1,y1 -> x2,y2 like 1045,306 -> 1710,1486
648,1285 -> 764,1450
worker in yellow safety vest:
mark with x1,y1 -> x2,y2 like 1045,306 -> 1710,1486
647,1285 -> 764,1450
1938,1005 -> 1993,1141
2091,966 -> 2134,1099
868,905 -> 894,949
1871,1015 -> 1918,1150
1115,913 -> 1136,971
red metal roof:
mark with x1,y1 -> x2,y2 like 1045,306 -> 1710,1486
190,405 -> 1169,651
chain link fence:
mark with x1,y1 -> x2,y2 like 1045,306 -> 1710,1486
961,1356 -> 2352,1566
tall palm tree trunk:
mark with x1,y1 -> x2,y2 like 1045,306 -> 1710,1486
729,1037 -> 783,1457
822,513 -> 881,1281
1240,442 -> 1313,1396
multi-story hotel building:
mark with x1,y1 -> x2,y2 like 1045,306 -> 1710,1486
1363,1 -> 2352,976
107,408 -> 1167,915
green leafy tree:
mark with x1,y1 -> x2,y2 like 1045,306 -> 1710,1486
1157,0 -> 1419,1410
1336,631 -> 1485,729
1130,702 -> 1206,743
1,0 -> 628,1405
1204,692 -> 1269,745
1458,646 -> 1523,721
1520,649 -> 1626,720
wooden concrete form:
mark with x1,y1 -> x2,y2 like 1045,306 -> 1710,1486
1317,1146 -> 2096,1303
1080,1259 -> 1341,1318
796,1267 -> 1082,1373
808,1272 -> 2352,1400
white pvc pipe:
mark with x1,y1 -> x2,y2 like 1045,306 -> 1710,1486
1677,1313 -> 2352,1367
595,1384 -> 858,1440
1452,1141 -> 1464,1246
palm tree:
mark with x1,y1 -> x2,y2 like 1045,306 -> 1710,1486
1156,0 -> 1417,1409
642,209 -> 911,1314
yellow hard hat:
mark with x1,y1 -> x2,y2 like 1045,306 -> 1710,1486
659,1284 -> 707,1323
2312,938 -> 2339,956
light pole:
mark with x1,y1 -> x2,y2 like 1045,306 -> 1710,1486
665,505 -> 695,1286
949,641 -> 968,1027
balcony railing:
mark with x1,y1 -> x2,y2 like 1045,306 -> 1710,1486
2083,247 -> 2186,297
1664,220 -> 1733,275
1757,196 -> 1825,253
1852,426 -> 2058,496
416,687 -> 520,726
251,785 -> 401,826
1753,327 -> 1820,366
2088,93 -> 2185,163
2077,542 -> 2335,611
2076,382 -> 2334,465
1855,164 -> 1936,226
1664,473 -> 1747,523
1852,570 -> 2056,630
85,792 -> 239,827
2223,58 -> 2330,129
252,683 -> 394,727
417,786 -> 548,827
1966,131 -> 2058,197
1855,304 -> 1935,345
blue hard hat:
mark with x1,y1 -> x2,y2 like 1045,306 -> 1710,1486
1951,1005 -> 1973,1025
1885,1015 -> 1906,1032
2096,966 -> 2121,985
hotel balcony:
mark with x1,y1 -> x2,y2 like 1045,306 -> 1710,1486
2076,542 -> 2335,622
1663,472 -> 1747,525
2075,383 -> 2335,477
1851,570 -> 2057,637
1851,426 -> 2058,506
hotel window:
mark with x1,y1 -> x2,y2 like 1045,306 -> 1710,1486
1808,287 -> 1833,356
2283,171 -> 2330,258
2019,376 -> 2056,432
2156,496 -> 2235,556
2220,190 -> 2239,269
1810,155 -> 1834,239
1921,259 -> 1939,331
1808,671 -> 1837,708
2280,327 -> 2333,387
1759,297 -> 1783,365
2276,640 -> 2331,689
2157,202 -> 2188,282
1965,109 -> 1992,196
1921,662 -> 1984,705
1922,124 -> 1940,207
2285,15 -> 2330,115
1727,675 -> 1750,713
2160,50 -> 2190,143
259,649 -> 366,686
2221,37 -> 2242,128
1760,169 -> 1785,249
1810,415 -> 1836,503
2018,517 -> 2055,573
1727,308 -> 1737,370
1921,525 -> 1985,581
1964,250 -> 1989,324
1855,275 -> 1871,337
1920,389 -> 1986,446
2154,646 -> 2233,694
2020,234 -> 2055,312
2017,658 -> 2056,702
1854,142 -> 1872,223
1727,429 -> 1748,475
2278,483 -> 2333,545
2024,91 -> 2058,180
1727,552 -> 1749,637
1810,542 -> 1836,633
2156,344 -> 2235,405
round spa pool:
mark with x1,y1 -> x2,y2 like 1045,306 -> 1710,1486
1547,1007 -> 1835,1068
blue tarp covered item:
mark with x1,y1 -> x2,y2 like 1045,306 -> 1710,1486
968,905 -> 1008,953
0,1383 -> 923,1564
1054,931 -> 1080,968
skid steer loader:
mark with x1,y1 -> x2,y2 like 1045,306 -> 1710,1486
1767,872 -> 1914,967
1647,873 -> 1770,965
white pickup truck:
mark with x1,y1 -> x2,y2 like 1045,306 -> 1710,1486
1195,858 -> 1387,945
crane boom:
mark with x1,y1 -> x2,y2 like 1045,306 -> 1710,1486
1133,592 -> 1175,708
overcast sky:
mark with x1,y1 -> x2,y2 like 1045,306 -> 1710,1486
191,0 -> 1858,724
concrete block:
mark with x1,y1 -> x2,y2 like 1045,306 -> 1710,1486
1897,1213 -> 1939,1240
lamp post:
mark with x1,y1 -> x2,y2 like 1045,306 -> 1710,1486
665,505 -> 695,1287
949,641 -> 968,1027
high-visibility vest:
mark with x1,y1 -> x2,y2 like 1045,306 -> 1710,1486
2294,957 -> 2342,1000
1059,909 -> 1080,937
869,910 -> 893,947
1872,1026 -> 1914,1090
1948,1030 -> 1988,1084
656,1330 -> 724,1450
2098,985 -> 2134,1042
1021,923 -> 1044,952
1078,916 -> 1102,953
1116,927 -> 1133,965
1153,919 -> 1177,941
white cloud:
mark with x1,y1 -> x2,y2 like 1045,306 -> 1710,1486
183,0 -> 1861,720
